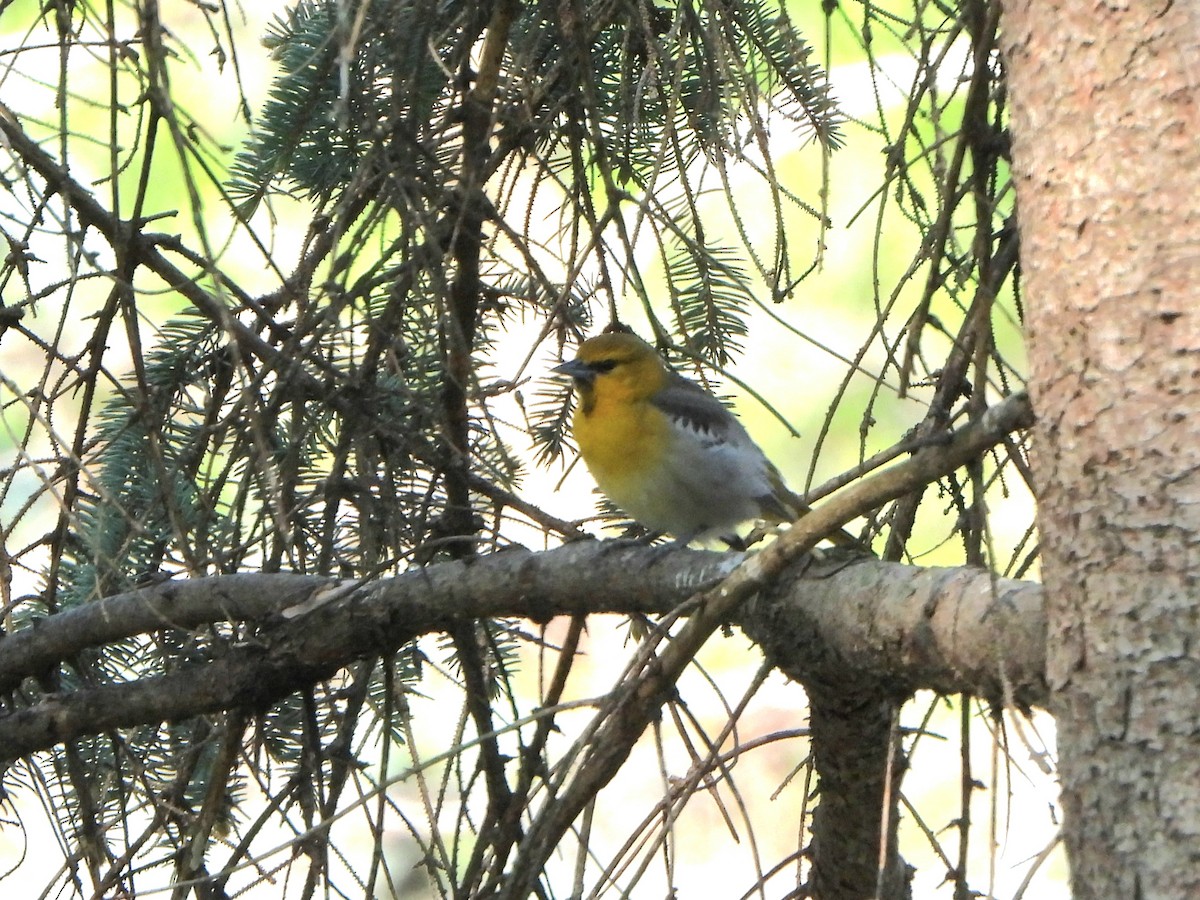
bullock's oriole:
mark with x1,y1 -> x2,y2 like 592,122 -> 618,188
554,332 -> 846,546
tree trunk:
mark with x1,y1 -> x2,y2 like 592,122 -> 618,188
1001,2 -> 1200,896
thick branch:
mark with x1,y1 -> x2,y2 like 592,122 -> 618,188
0,543 -> 1046,760
0,547 -> 735,695
741,555 -> 1046,708
0,545 -> 730,758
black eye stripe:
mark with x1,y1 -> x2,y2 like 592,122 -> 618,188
590,359 -> 618,373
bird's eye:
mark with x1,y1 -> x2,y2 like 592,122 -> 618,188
590,359 -> 618,373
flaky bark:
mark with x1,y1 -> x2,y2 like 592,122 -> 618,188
744,554 -> 1042,900
1002,2 -> 1200,896
0,545 -> 1044,758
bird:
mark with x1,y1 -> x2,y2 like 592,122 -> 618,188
553,331 -> 851,547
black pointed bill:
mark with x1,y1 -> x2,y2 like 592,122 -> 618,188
552,358 -> 596,385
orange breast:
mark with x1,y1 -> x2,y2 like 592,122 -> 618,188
573,395 -> 671,516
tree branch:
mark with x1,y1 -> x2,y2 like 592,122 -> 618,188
741,554 -> 1045,707
0,540 -> 1046,761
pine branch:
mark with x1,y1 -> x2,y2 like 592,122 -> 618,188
0,541 -> 1047,762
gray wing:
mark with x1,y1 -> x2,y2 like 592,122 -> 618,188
649,372 -> 755,448
651,372 -> 803,524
